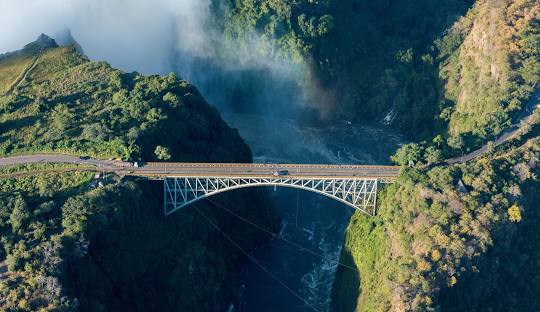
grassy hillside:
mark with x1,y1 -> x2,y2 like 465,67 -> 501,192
330,1 -> 540,310
441,0 -> 540,141
0,37 -> 277,311
333,117 -> 540,311
0,41 -> 249,161
0,53 -> 34,95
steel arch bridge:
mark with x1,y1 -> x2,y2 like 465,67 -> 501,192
118,162 -> 400,217
163,176 -> 390,216
0,154 -> 400,217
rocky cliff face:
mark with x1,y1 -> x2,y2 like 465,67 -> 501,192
0,34 -> 58,62
332,0 -> 540,311
442,0 -> 539,138
24,34 -> 58,52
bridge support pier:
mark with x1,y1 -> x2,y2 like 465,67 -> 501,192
163,177 -> 380,216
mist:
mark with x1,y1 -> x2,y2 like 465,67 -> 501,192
0,0 -> 316,118
0,0 -> 218,73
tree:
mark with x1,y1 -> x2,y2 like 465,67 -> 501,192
508,204 -> 522,222
448,276 -> 458,287
166,72 -> 178,84
6,244 -> 24,271
486,141 -> 495,153
391,143 -> 422,166
431,250 -> 441,261
317,15 -> 335,36
396,48 -> 413,64
82,123 -> 107,141
447,135 -> 464,155
146,108 -> 164,122
50,104 -> 74,131
9,196 -> 29,233
163,92 -> 181,107
425,146 -> 442,164
109,70 -> 123,89
154,145 -> 172,160
432,135 -> 444,147
439,107 -> 453,122
61,197 -> 91,235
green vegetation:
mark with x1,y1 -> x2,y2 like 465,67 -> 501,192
0,44 -> 249,162
328,1 -> 540,310
0,0 -> 538,309
0,163 -> 93,176
0,53 -> 34,95
441,0 -> 540,140
334,134 -> 540,311
223,0 -> 539,146
154,145 -> 171,160
0,38 -> 277,311
222,0 -> 471,138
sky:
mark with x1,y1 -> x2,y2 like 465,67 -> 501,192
0,0 -> 216,74
0,0 -> 316,117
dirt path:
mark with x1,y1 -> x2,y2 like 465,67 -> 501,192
4,54 -> 39,96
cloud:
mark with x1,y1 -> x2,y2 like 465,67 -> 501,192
0,0 -> 216,74
0,0 -> 320,118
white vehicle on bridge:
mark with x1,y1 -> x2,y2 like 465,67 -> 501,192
273,169 -> 289,176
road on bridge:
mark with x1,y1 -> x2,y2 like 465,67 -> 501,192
0,154 -> 400,180
125,162 -> 400,180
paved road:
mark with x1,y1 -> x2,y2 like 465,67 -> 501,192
2,80 -> 537,177
0,154 -> 400,180
447,85 -> 539,164
0,154 -> 131,169
7,84 -> 536,176
124,162 -> 400,180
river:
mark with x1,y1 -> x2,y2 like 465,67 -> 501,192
221,113 -> 403,312
171,42 -> 404,311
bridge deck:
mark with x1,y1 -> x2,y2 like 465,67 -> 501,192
123,162 -> 400,180
0,154 -> 400,181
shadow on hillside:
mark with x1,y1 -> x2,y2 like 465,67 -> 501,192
437,180 -> 540,311
331,247 -> 360,312
319,0 -> 475,139
0,115 -> 39,134
63,179 -> 278,312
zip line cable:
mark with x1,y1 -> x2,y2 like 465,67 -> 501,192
204,197 -> 359,273
193,204 -> 321,312
295,189 -> 300,229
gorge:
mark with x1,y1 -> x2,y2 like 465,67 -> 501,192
1,0 -> 539,311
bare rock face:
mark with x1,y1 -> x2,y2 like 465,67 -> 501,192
23,33 -> 58,52
0,34 -> 58,61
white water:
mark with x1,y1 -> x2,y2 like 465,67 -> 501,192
224,113 -> 403,311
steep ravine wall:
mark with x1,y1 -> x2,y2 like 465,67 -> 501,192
331,0 -> 540,310
0,39 -> 279,311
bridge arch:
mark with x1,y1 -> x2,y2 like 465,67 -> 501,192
164,177 -> 380,216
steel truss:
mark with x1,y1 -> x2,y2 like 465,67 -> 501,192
164,177 -> 380,216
